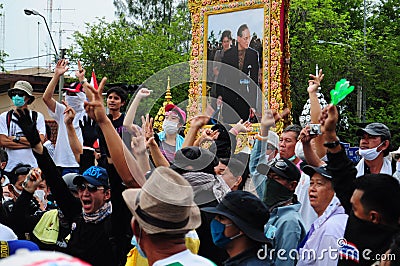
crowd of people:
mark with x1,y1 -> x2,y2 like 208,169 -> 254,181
0,61 -> 399,266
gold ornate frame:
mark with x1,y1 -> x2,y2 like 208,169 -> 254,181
188,0 -> 292,133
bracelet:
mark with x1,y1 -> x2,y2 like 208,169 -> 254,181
80,78 -> 88,85
255,134 -> 269,141
231,127 -> 239,135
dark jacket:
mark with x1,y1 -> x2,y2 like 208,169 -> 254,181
33,148 -> 131,266
216,46 -> 260,123
9,190 -> 70,252
327,148 -> 399,266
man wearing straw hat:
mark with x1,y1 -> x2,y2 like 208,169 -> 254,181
122,166 -> 216,266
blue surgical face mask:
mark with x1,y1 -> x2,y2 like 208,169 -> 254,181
12,95 -> 26,107
131,228 -> 147,258
210,219 -> 242,248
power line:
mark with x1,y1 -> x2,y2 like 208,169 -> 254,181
4,54 -> 54,62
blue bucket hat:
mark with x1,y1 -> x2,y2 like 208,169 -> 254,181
73,166 -> 109,187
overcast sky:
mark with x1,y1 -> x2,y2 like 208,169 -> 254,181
2,0 -> 116,72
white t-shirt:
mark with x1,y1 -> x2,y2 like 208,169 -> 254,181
153,249 -> 216,266
295,171 -> 318,231
48,102 -> 84,168
0,110 -> 46,172
0,223 -> 18,240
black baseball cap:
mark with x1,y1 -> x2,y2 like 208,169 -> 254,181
302,165 -> 333,180
257,158 -> 301,182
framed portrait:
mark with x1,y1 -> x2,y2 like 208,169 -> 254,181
188,0 -> 292,132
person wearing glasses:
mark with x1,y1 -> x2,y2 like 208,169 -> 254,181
11,108 -> 134,266
157,104 -> 186,164
258,157 -> 306,266
0,80 -> 45,183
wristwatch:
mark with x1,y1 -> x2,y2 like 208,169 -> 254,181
80,78 -> 88,85
13,135 -> 20,143
323,140 -> 340,148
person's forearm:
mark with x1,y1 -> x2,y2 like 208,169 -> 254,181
123,97 -> 141,129
302,141 -> 324,167
98,119 -> 145,188
33,147 -> 81,219
0,136 -> 31,149
148,144 -> 169,167
134,151 -> 151,174
66,123 -> 83,163
43,74 -> 60,112
182,126 -> 200,148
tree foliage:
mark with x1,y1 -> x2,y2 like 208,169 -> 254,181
289,0 -> 400,147
67,0 -> 400,147
67,4 -> 191,117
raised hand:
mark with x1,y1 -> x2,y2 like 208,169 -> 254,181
84,77 -> 108,124
307,69 -> 324,94
130,125 -> 147,157
63,100 -> 76,126
298,125 -> 318,144
136,87 -> 152,100
232,119 -> 253,134
189,115 -> 210,129
54,59 -> 69,77
79,116 -> 98,148
75,60 -> 86,81
12,109 -> 41,148
22,168 -> 43,194
141,114 -> 154,141
319,104 -> 338,134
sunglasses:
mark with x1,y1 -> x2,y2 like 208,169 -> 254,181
77,183 -> 104,193
269,159 -> 289,171
10,91 -> 26,97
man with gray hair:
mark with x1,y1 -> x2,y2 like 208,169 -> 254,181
217,24 -> 260,123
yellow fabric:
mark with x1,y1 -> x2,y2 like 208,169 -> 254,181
125,230 -> 201,266
184,230 -> 200,254
32,209 -> 59,244
125,248 -> 149,266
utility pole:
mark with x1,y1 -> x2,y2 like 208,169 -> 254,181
361,0 -> 367,123
58,48 -> 66,103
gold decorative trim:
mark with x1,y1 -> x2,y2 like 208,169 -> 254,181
188,0 -> 291,148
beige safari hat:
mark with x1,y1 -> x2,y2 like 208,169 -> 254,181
122,166 -> 201,235
8,80 -> 35,104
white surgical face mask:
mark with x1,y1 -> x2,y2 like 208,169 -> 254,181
358,142 -> 384,161
295,141 -> 306,162
66,92 -> 85,112
162,120 -> 179,135
396,161 -> 400,173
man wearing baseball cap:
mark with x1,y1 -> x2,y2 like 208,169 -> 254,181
122,166 -> 215,266
258,158 -> 306,266
0,80 -> 46,182
202,190 -> 271,265
355,122 -> 393,177
297,165 -> 348,266
157,104 -> 186,164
